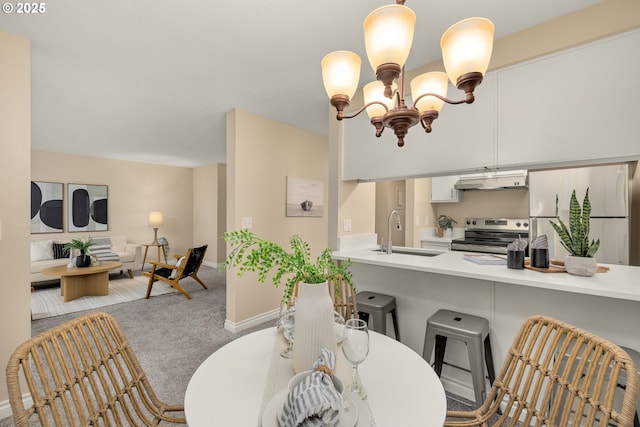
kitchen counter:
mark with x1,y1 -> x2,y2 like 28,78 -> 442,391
333,237 -> 640,402
333,247 -> 640,302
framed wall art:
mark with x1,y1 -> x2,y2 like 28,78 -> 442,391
286,177 -> 324,217
67,183 -> 109,232
31,181 -> 64,233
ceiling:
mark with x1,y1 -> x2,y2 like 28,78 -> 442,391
1,0 -> 605,168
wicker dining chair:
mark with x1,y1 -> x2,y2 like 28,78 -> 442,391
6,312 -> 186,426
328,275 -> 358,320
445,314 -> 638,427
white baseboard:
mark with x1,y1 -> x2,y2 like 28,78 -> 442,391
202,260 -> 219,269
224,309 -> 278,333
0,393 -> 32,421
440,375 -> 476,402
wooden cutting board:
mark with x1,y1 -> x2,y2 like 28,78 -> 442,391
524,258 -> 609,273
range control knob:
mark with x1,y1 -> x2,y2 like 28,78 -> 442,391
466,220 -> 471,225
472,220 -> 477,225
523,222 -> 529,228
516,221 -> 522,227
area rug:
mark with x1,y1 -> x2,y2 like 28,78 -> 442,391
31,276 -> 178,320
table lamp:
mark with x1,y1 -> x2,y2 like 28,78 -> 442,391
148,211 -> 163,244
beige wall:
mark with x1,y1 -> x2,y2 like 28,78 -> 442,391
31,151 -> 195,259
226,109 -> 329,324
0,30 -> 31,404
193,163 -> 226,264
435,189 -> 529,229
332,0 -> 640,241
407,178 -> 435,246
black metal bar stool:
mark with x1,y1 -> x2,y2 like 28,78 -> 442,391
356,291 -> 400,340
422,309 -> 496,407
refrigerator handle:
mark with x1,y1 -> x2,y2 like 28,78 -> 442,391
530,217 -> 537,239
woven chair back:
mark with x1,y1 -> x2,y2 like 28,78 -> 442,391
447,315 -> 638,427
6,312 -> 185,426
328,276 -> 358,321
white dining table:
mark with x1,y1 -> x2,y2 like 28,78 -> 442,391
184,327 -> 447,426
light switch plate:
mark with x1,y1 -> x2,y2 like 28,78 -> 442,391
415,216 -> 420,227
343,218 -> 352,232
241,217 -> 252,229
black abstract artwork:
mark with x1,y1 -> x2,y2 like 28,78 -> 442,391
68,183 -> 108,232
31,181 -> 64,233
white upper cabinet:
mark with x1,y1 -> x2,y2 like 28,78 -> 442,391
342,74 -> 497,181
496,30 -> 640,169
431,175 -> 463,203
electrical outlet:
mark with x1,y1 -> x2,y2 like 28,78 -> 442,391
343,218 -> 352,232
415,216 -> 420,227
241,216 -> 252,229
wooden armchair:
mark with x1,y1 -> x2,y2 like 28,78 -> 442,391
6,312 -> 185,426
445,315 -> 638,427
143,244 -> 208,300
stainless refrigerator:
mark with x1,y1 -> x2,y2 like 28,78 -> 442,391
529,163 -> 630,265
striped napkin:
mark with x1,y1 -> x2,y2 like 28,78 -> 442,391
279,348 -> 346,427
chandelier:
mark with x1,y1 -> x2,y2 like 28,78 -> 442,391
321,1 -> 494,147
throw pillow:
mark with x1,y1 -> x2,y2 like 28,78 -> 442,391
30,240 -> 54,262
169,256 -> 186,280
52,242 -> 70,259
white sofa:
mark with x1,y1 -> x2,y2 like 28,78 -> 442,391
30,236 -> 142,284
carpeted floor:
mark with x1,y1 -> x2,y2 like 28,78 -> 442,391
1,266 -> 478,426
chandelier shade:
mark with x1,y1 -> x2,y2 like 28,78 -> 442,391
363,81 -> 396,119
410,72 -> 449,114
363,5 -> 416,72
321,51 -> 362,99
441,17 -> 495,87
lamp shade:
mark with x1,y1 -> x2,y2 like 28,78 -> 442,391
363,4 -> 416,71
148,211 -> 163,228
321,51 -> 362,99
440,17 -> 494,86
363,80 -> 396,119
410,71 -> 449,113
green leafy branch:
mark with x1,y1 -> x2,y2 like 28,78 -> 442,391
221,229 -> 353,303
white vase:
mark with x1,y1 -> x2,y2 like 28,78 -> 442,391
565,255 -> 597,277
293,282 -> 337,374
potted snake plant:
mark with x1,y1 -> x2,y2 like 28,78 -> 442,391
221,229 -> 354,373
549,188 -> 600,276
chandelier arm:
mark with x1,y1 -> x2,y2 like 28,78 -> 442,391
341,101 -> 389,120
412,91 -> 475,107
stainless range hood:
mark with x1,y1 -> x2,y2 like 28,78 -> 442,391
454,170 -> 528,190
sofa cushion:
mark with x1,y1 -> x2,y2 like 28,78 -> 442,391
31,240 -> 53,262
30,258 -> 69,273
52,242 -> 70,259
110,236 -> 127,253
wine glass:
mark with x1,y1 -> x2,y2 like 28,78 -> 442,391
342,318 -> 369,398
279,304 -> 295,359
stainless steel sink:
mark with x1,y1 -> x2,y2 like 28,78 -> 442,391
371,248 -> 441,257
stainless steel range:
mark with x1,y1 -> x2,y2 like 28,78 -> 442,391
451,218 -> 529,255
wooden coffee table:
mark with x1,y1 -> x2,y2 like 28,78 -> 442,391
42,261 -> 123,302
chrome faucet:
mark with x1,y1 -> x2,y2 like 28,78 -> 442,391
384,210 -> 402,254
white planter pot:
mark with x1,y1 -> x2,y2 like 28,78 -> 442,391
565,255 -> 597,277
293,282 -> 337,373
